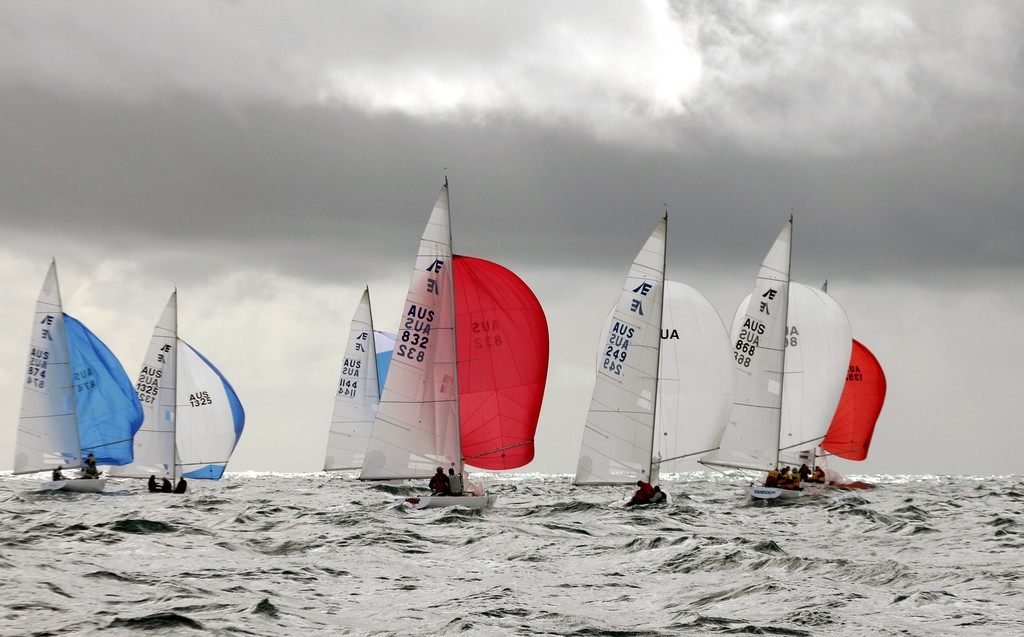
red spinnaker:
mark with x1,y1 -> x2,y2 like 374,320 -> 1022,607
453,256 -> 549,470
822,339 -> 886,461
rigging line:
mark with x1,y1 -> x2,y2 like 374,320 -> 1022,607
463,439 -> 534,461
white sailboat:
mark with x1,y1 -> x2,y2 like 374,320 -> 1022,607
728,282 -> 852,470
700,219 -> 796,499
574,217 -> 733,497
359,181 -> 549,509
324,287 -> 396,472
109,291 -> 245,487
13,261 -> 144,493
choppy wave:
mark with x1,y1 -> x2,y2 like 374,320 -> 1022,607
1,472 -> 1022,636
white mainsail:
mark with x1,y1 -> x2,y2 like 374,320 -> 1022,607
653,281 -> 734,472
701,219 -> 792,472
575,217 -> 667,485
324,287 -> 381,471
110,292 -> 178,478
13,261 -> 79,474
359,185 -> 460,480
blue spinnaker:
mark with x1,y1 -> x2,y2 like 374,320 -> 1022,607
64,314 -> 144,466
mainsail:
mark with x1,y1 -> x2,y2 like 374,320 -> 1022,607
360,185 -> 462,480
324,288 -> 382,472
822,339 -> 886,460
701,219 -> 792,472
575,217 -> 666,485
14,261 -> 143,474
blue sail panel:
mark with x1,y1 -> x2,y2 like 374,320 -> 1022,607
177,342 -> 244,479
374,331 -> 395,395
183,464 -> 226,480
63,314 -> 144,466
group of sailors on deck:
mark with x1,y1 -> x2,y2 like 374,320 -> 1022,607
429,467 -> 465,496
51,452 -> 101,481
764,463 -> 827,490
628,480 -> 667,505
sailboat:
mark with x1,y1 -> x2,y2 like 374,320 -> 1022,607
13,261 -> 144,493
574,217 -> 733,495
109,291 -> 245,487
700,219 -> 798,500
323,287 -> 396,472
728,282 -> 852,472
358,181 -> 549,509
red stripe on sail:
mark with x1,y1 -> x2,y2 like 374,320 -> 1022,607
453,256 -> 549,470
822,339 -> 886,461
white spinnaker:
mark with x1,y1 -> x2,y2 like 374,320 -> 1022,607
110,291 -> 178,479
324,288 -> 380,471
575,217 -> 666,485
360,185 -> 460,480
14,261 -> 80,474
730,283 -> 852,465
701,220 -> 792,472
654,281 -> 734,471
175,341 -> 239,475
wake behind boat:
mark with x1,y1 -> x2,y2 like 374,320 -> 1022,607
396,494 -> 499,510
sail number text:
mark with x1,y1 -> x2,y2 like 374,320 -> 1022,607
396,304 -> 434,364
603,321 -> 635,377
25,346 -> 50,388
735,317 -> 765,368
136,365 -> 162,405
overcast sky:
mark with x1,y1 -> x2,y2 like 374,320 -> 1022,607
1,1 -> 1021,477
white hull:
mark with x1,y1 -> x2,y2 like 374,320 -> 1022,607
749,486 -> 804,500
41,478 -> 107,493
396,494 -> 498,510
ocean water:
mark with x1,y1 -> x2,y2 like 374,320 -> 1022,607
1,472 -> 1021,637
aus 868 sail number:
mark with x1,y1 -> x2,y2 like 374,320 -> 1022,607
734,318 -> 765,368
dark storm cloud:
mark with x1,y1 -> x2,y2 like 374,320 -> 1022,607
2,81 -> 1021,295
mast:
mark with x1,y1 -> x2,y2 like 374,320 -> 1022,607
648,211 -> 668,478
172,288 -> 179,482
444,176 -> 464,475
775,215 -> 793,469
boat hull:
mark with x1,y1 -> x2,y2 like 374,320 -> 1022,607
41,478 -> 107,493
396,494 -> 498,510
749,486 -> 804,500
